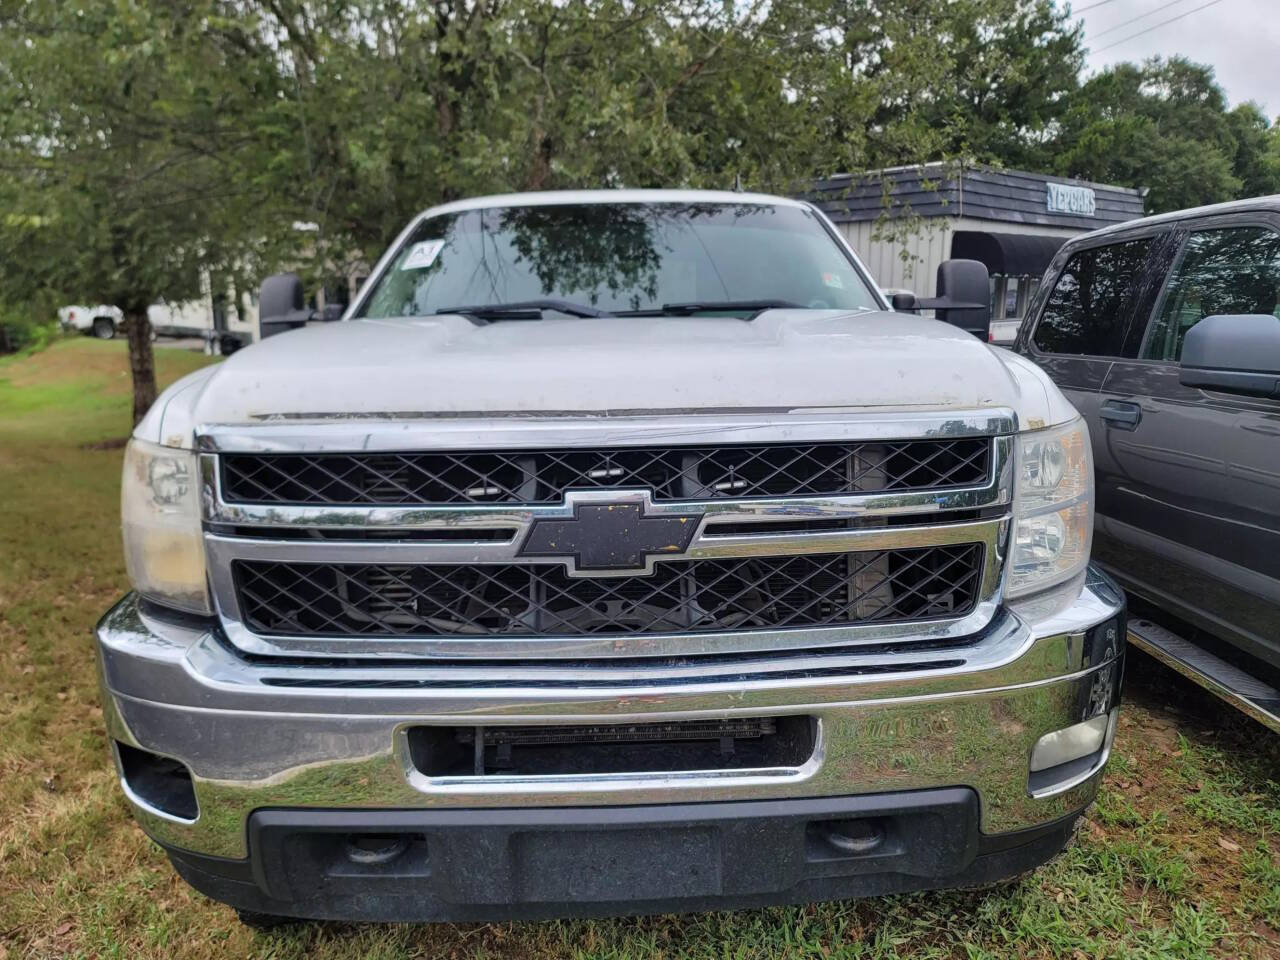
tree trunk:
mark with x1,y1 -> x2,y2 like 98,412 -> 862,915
125,308 -> 157,427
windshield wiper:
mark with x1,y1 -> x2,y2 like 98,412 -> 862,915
617,300 -> 805,319
435,299 -> 613,320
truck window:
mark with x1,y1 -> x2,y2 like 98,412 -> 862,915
1141,226 -> 1280,362
1032,238 -> 1152,357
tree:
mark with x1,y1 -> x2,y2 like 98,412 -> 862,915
0,1 -> 278,424
204,0 -> 851,268
1225,102 -> 1280,199
1047,57 -> 1280,214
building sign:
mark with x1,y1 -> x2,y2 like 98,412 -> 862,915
1046,183 -> 1096,217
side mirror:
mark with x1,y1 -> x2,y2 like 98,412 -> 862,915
900,260 -> 992,338
258,273 -> 314,339
890,292 -> 917,312
319,302 -> 347,323
1180,314 -> 1280,397
931,260 -> 991,338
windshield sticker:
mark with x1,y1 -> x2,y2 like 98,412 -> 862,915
400,239 -> 445,270
822,272 -> 844,290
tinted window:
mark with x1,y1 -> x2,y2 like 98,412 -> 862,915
357,202 -> 880,318
1032,239 -> 1152,357
1141,226 -> 1280,361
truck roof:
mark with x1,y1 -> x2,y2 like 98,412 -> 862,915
418,189 -> 810,221
1079,193 -> 1280,242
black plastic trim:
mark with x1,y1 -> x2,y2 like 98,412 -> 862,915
158,790 -> 1085,923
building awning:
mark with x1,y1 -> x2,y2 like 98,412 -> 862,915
950,231 -> 1066,277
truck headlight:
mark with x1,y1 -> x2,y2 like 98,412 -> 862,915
1005,418 -> 1093,599
121,438 -> 211,615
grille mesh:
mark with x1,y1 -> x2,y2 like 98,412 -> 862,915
220,439 -> 990,506
233,544 -> 984,639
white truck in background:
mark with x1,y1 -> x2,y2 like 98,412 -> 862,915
58,274 -> 357,354
58,304 -> 124,340
58,287 -> 259,355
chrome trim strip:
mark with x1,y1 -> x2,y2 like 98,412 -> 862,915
192,628 -> 998,686
212,595 -> 1004,662
208,515 -> 999,565
195,408 -> 1017,452
200,434 -> 1013,529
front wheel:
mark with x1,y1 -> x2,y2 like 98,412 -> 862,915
91,317 -> 115,340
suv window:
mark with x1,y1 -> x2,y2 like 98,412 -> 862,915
1032,238 -> 1152,357
1141,226 -> 1280,361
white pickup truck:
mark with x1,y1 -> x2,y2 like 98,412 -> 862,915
97,189 -> 1125,926
58,304 -> 123,339
59,286 -> 262,354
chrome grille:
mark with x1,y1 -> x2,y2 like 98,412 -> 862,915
232,544 -> 984,639
220,438 -> 991,506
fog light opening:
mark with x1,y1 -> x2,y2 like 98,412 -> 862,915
1029,713 -> 1111,773
806,817 -> 889,860
114,741 -> 198,822
345,834 -> 411,865
1027,710 -> 1117,799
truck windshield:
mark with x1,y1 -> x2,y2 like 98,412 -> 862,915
356,201 -> 881,319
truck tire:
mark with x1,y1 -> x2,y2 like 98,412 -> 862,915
92,317 -> 116,340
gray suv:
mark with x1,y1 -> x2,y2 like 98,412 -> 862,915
1016,196 -> 1280,730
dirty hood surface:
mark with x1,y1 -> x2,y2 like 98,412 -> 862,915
147,310 -> 1070,443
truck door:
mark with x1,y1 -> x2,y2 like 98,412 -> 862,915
1099,217 -> 1280,668
1022,233 -> 1165,522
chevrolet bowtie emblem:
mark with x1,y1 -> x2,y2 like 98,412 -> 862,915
519,497 -> 700,574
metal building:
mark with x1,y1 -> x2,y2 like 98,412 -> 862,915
807,164 -> 1145,328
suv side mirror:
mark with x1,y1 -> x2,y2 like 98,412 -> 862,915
900,260 -> 992,338
258,273 -> 314,339
1180,314 -> 1280,397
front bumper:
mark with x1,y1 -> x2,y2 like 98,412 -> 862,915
96,568 -> 1124,918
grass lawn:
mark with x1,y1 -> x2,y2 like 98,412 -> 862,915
1,338 -> 1278,959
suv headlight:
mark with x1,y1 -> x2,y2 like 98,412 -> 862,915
1005,418 -> 1093,599
121,438 -> 211,615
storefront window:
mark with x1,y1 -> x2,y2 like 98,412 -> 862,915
1004,278 -> 1021,318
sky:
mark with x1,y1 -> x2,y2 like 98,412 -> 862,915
1073,0 -> 1280,117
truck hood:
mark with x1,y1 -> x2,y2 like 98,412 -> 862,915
140,310 -> 1078,446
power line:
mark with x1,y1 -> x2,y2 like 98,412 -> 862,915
1093,0 -> 1229,53
1072,0 -> 1127,13
1090,0 -> 1194,40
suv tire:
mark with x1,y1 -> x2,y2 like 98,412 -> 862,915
91,317 -> 115,340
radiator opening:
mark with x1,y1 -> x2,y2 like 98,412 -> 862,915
407,716 -> 817,777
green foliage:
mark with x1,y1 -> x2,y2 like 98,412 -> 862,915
0,2 -> 1276,341
187,0 -> 1094,267
0,1 -> 277,313
0,301 -> 60,356
1047,57 -> 1280,214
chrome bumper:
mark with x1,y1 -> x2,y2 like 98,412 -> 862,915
96,570 -> 1125,860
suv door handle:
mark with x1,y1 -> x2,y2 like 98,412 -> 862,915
1100,399 -> 1142,430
